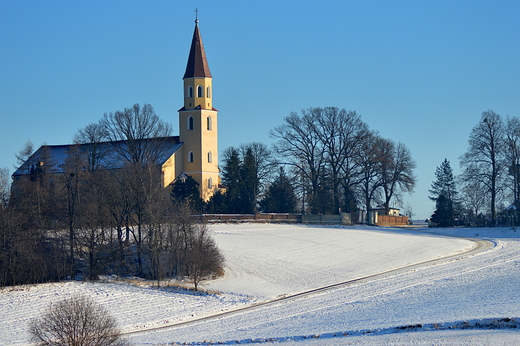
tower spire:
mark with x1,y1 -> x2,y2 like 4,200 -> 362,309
179,16 -> 219,202
183,12 -> 211,79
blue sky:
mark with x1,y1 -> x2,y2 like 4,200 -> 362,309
1,1 -> 519,219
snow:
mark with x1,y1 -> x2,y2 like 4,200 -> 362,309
0,224 -> 518,345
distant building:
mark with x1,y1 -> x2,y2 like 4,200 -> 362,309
371,206 -> 401,217
12,19 -> 220,201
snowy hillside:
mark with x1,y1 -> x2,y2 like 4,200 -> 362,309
0,224 -> 518,345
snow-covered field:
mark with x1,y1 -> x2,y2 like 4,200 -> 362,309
1,224 -> 518,345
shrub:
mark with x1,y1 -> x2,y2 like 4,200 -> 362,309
29,295 -> 130,346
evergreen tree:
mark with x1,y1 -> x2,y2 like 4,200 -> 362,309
430,193 -> 454,227
221,147 -> 241,213
260,168 -> 297,213
221,144 -> 274,214
240,148 -> 259,213
429,159 -> 459,226
342,185 -> 358,213
171,175 -> 203,212
205,189 -> 227,214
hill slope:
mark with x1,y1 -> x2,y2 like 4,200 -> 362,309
1,224 -> 518,345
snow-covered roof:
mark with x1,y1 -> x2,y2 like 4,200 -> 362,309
12,136 -> 182,177
371,206 -> 400,211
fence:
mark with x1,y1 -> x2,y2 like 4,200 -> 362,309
375,215 -> 409,226
200,213 -> 408,226
202,213 -> 302,223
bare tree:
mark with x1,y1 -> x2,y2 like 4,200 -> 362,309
20,145 -> 59,231
355,131 -> 383,219
29,295 -> 130,346
58,145 -> 87,279
187,223 -> 224,291
150,200 -> 225,289
101,103 -> 172,165
461,179 -> 489,225
2,166 -> 68,286
378,139 -> 416,214
168,200 -> 196,278
271,109 -> 327,214
0,167 -> 10,206
15,140 -> 34,169
271,107 -> 372,214
76,179 -> 112,281
402,203 -> 414,221
121,164 -> 165,275
74,122 -> 109,172
99,103 -> 173,275
504,116 -> 520,221
316,107 -> 367,214
144,183 -> 170,286
460,110 -> 505,224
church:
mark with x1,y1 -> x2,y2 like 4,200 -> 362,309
12,19 -> 220,201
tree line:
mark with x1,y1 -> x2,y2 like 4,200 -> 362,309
209,107 -> 416,217
0,104 -> 223,288
429,110 -> 520,227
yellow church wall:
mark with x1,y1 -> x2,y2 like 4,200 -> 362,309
201,173 -> 219,201
179,108 -> 219,201
201,112 -> 218,173
161,153 -> 177,188
179,111 -> 218,168
175,147 -> 184,179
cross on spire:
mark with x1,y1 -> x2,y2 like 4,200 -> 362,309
195,8 -> 199,23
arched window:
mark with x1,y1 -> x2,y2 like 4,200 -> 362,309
187,86 -> 193,98
208,151 -> 212,163
197,85 -> 203,97
206,86 -> 211,98
207,115 -> 212,130
188,116 -> 194,130
208,177 -> 213,189
188,151 -> 194,163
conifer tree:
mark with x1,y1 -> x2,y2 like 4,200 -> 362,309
205,189 -> 227,214
221,147 -> 241,213
240,148 -> 259,213
431,194 -> 454,227
429,159 -> 459,226
260,168 -> 297,213
171,175 -> 203,212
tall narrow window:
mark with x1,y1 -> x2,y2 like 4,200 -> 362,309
208,177 -> 213,189
208,151 -> 212,163
188,151 -> 194,163
197,85 -> 203,97
188,86 -> 193,98
188,116 -> 194,130
207,115 -> 212,130
206,86 -> 211,98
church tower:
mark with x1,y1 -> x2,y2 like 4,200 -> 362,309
179,18 -> 219,201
